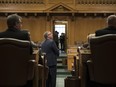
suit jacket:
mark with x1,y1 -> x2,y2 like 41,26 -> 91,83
0,28 -> 33,54
95,26 -> 116,36
41,39 -> 59,66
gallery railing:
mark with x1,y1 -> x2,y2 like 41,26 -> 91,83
0,0 -> 116,5
77,0 -> 116,5
0,0 -> 44,4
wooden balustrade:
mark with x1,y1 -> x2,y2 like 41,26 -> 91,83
0,0 -> 116,5
0,0 -> 44,4
77,0 -> 116,5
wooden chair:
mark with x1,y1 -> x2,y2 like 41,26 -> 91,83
0,38 -> 35,87
87,34 -> 116,87
38,52 -> 49,87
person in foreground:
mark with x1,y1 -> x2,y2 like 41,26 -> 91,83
87,15 -> 116,87
0,14 -> 33,87
41,31 -> 59,87
95,15 -> 116,36
0,14 -> 33,54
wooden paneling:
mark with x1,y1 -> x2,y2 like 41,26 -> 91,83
0,17 -> 6,32
74,17 -> 106,43
22,16 -> 48,42
68,18 -> 75,45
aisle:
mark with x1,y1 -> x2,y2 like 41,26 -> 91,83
56,50 -> 71,87
56,75 -> 67,87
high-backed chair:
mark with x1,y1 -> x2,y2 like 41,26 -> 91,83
87,34 -> 116,86
0,38 -> 35,87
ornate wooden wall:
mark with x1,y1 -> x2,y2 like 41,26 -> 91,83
0,0 -> 115,46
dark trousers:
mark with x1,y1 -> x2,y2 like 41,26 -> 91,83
60,42 -> 65,50
46,65 -> 57,87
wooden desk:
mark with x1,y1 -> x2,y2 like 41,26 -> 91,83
67,46 -> 78,71
32,50 -> 39,87
33,50 -> 39,63
67,54 -> 77,71
78,49 -> 91,87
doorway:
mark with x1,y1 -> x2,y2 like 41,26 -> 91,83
53,20 -> 68,52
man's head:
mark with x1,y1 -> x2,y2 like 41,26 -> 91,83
7,14 -> 22,29
107,15 -> 116,28
44,31 -> 53,40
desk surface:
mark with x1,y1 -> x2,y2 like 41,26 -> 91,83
79,49 -> 91,54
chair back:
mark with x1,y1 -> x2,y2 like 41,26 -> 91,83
90,34 -> 116,84
0,38 -> 32,86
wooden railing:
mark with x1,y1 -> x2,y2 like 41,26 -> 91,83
0,0 -> 44,4
77,0 -> 116,5
0,0 -> 116,5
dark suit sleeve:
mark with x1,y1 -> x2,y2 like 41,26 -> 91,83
95,31 -> 98,36
52,41 -> 59,57
95,30 -> 101,36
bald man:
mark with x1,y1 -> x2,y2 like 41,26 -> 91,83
95,15 -> 116,36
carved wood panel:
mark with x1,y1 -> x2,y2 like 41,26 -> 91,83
48,0 -> 74,4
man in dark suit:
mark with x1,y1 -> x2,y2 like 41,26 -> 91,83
60,33 -> 65,51
0,14 -> 33,87
95,15 -> 116,36
41,31 -> 59,87
0,14 -> 33,54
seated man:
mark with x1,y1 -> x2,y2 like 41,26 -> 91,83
0,14 -> 33,54
95,15 -> 116,36
0,14 -> 33,87
86,15 -> 116,87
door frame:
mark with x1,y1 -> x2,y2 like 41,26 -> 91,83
52,20 -> 68,52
